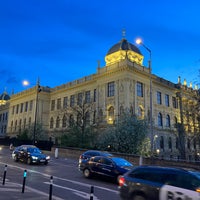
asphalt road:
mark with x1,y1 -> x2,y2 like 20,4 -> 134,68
0,146 -> 120,200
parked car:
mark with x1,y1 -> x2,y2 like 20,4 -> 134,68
79,150 -> 113,164
79,155 -> 133,181
12,145 -> 50,165
119,165 -> 200,200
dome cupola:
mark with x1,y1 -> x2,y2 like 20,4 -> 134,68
105,38 -> 144,66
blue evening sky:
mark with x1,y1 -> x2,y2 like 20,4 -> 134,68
1,0 -> 200,94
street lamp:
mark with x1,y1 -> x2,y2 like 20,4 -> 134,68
136,38 -> 153,155
23,79 -> 41,145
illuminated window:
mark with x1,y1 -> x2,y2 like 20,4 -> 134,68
108,106 -> 114,124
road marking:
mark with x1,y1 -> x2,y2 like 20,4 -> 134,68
0,161 -> 118,194
44,181 -> 100,200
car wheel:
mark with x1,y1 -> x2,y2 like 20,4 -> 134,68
83,168 -> 91,178
14,155 -> 18,162
132,195 -> 146,200
27,158 -> 32,165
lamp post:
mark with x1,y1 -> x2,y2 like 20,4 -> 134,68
33,79 -> 41,145
136,38 -> 153,155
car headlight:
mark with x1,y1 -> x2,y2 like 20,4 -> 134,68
46,156 -> 50,160
31,156 -> 38,160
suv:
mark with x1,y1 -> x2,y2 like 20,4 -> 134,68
79,150 -> 113,164
119,166 -> 200,200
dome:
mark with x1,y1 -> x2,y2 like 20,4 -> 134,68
0,92 -> 10,101
106,38 -> 142,56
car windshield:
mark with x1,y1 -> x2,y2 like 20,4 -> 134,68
28,148 -> 41,154
190,171 -> 200,179
112,157 -> 133,167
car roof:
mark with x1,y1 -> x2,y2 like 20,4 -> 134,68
17,145 -> 37,148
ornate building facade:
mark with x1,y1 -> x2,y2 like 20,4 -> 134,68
2,37 -> 199,160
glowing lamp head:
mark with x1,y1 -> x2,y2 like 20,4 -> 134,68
136,38 -> 142,45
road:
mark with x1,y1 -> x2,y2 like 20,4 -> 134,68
0,146 -> 120,200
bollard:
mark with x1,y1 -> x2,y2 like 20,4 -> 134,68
49,176 -> 53,200
55,148 -> 58,159
2,164 -> 7,185
22,170 -> 27,193
90,186 -> 94,200
139,156 -> 143,166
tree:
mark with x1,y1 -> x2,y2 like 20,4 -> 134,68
96,112 -> 149,155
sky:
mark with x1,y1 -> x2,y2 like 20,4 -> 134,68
1,0 -> 200,95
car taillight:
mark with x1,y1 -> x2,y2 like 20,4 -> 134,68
118,176 -> 126,187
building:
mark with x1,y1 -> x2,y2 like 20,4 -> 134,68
3,37 -> 200,160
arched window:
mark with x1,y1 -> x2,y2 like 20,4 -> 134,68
108,106 -> 114,124
62,115 -> 67,128
166,115 -> 170,127
69,115 -> 74,127
168,137 -> 172,149
56,116 -> 60,128
160,136 -> 164,149
158,113 -> 163,127
50,117 -> 54,129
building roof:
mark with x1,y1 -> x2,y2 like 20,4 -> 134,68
106,38 -> 142,56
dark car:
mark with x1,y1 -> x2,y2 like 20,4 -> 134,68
79,155 -> 133,181
79,150 -> 113,162
12,145 -> 50,165
119,165 -> 200,200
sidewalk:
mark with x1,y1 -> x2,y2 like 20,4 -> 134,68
0,180 -> 49,200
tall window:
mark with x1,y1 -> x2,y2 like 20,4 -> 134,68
77,93 -> 83,105
137,82 -> 143,97
16,104 -> 19,114
168,137 -> 172,150
29,100 -> 33,111
166,114 -> 170,127
160,136 -> 164,149
172,97 -> 178,108
62,115 -> 67,127
85,91 -> 90,103
56,116 -> 60,128
165,94 -> 169,107
108,106 -> 114,124
25,102 -> 28,112
57,98 -> 61,110
51,100 -> 55,111
70,95 -> 75,107
157,91 -> 162,104
158,112 -> 163,126
12,106 -> 15,115
93,89 -> 96,102
50,117 -> 54,129
63,97 -> 68,108
107,82 -> 115,97
20,103 -> 23,113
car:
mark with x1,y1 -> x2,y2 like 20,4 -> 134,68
79,155 -> 133,181
12,145 -> 50,165
79,150 -> 113,164
119,165 -> 200,200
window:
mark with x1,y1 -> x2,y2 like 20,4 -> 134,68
63,97 -> 68,108
50,117 -> 54,129
62,115 -> 67,128
166,115 -> 170,127
56,116 -> 60,128
94,89 -> 96,102
85,91 -> 90,103
77,93 -> 83,105
165,94 -> 169,107
137,82 -> 143,97
51,100 -> 55,111
12,106 -> 15,115
160,136 -> 164,149
107,82 -> 115,97
16,104 -> 19,114
69,115 -> 74,126
70,95 -> 75,107
29,100 -> 33,111
168,137 -> 172,149
20,103 -> 23,113
108,106 -> 114,124
57,98 -> 61,110
25,102 -> 28,112
157,91 -> 162,104
172,97 -> 178,108
158,112 -> 163,126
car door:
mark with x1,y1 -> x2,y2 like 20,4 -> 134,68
99,157 -> 115,177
